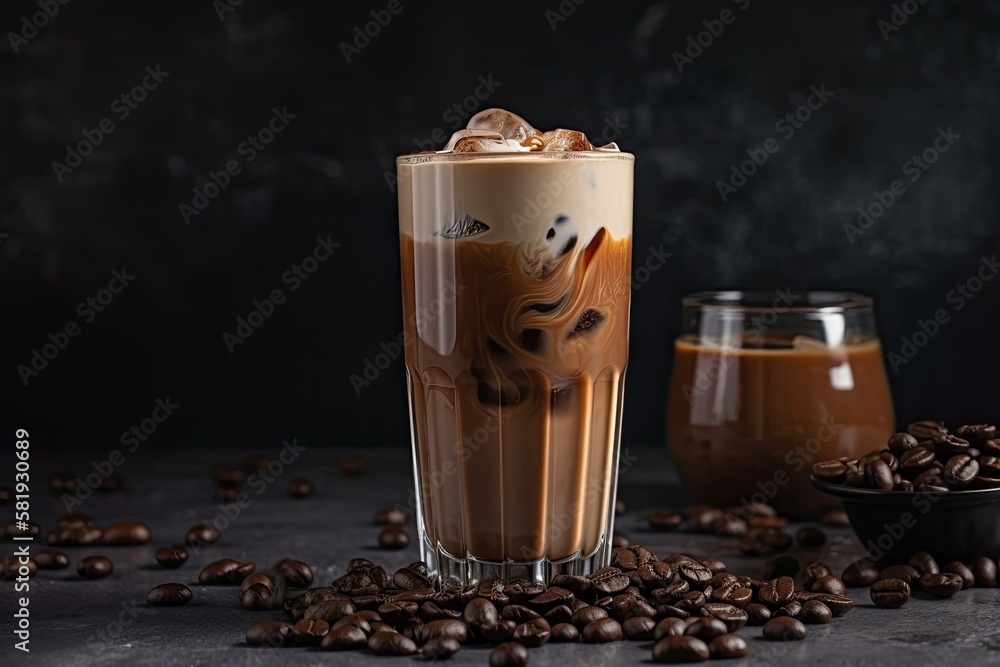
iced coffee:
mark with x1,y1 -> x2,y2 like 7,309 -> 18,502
397,109 -> 633,584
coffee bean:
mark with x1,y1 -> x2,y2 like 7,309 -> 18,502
622,616 -> 655,640
101,520 -> 151,545
374,506 -> 408,525
422,636 -> 461,659
701,603 -> 747,632
647,509 -> 683,531
147,583 -> 193,606
900,446 -> 936,473
813,460 -> 847,482
865,460 -> 894,490
908,420 -> 947,442
686,507 -> 725,533
419,619 -> 469,643
288,477 -> 314,498
570,605 -> 608,630
582,617 -> 621,643
489,642 -> 529,667
320,624 -> 367,650
5,518 -> 41,539
612,532 -> 630,549
378,525 -> 409,549
676,561 -> 712,587
944,455 -> 979,487
870,578 -> 910,608
241,573 -> 274,595
764,555 -> 800,579
762,616 -> 806,640
513,618 -> 551,646
77,555 -> 113,579
199,558 -> 255,584
711,515 -> 748,536
544,621 -> 577,642
918,572 -> 963,598
368,630 -> 417,656
1,556 -> 36,579
878,564 -> 919,586
543,605 -> 573,625
957,424 -> 997,445
799,600 -> 832,624
465,598 -> 500,627
810,575 -> 846,596
941,561 -> 975,588
683,617 -> 727,641
708,633 -> 749,659
758,576 -> 795,606
291,618 -> 330,645
480,620 -> 517,643
304,599 -> 356,622
246,620 -> 292,647
908,551 -> 939,575
654,617 -> 687,640
651,635 -> 710,663
842,561 -> 879,587
744,603 -> 772,626
34,548 -> 69,570
50,472 -> 77,492
796,526 -> 827,548
774,601 -> 802,619
590,566 -> 631,594
820,509 -> 850,527
791,592 -> 854,616
276,558 -> 313,588
185,522 -> 220,548
339,454 -> 367,476
242,584 -> 275,610
888,432 -> 920,455
973,557 -> 997,587
934,434 -> 971,457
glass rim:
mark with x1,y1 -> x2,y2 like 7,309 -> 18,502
396,151 -> 634,165
682,290 -> 873,313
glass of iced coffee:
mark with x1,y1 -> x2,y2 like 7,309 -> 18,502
397,110 -> 633,585
666,291 -> 895,519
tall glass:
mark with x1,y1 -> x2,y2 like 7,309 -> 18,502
666,291 -> 895,519
397,151 -> 633,585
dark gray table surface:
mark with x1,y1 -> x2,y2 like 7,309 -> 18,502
3,443 -> 999,667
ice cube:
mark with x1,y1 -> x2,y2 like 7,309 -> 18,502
467,108 -> 536,143
442,129 -> 504,152
541,129 -> 593,152
438,214 -> 490,239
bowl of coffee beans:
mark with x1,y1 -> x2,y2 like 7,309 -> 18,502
810,421 -> 1000,564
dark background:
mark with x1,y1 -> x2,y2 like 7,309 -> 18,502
2,0 -> 998,454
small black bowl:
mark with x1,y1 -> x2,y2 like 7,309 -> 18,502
810,476 -> 1000,564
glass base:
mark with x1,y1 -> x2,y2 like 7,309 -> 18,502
420,533 -> 613,587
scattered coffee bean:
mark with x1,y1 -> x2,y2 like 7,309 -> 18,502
908,551 -> 939,575
582,617 -> 621,643
654,617 -> 687,640
744,603 -> 771,626
339,454 -> 367,476
941,561 -> 975,588
811,575 -> 846,596
374,506 -> 408,525
799,600 -> 832,624
378,525 -> 409,549
185,522 -> 220,548
870,578 -> 910,608
199,559 -> 255,584
50,472 -> 78,492
247,620 -> 292,647
652,635 -> 710,662
623,616 -> 656,640
612,532 -> 631,549
368,630 -> 417,655
759,576 -> 795,606
154,545 -> 188,569
422,636 -> 461,659
292,618 -> 330,645
514,618 -> 552,646
34,548 -> 69,570
102,520 -> 151,545
276,558 -> 313,588
78,555 -> 113,579
684,617 -> 727,641
490,642 -> 530,667
842,560 -> 879,587
5,518 -> 41,539
147,583 -> 193,606
973,557 -> 997,587
321,624 -> 367,650
647,509 -> 683,531
762,617 -> 806,640
773,601 -> 802,619
242,584 -> 275,610
708,633 -> 749,659
919,572 -> 963,598
878,564 -> 919,586
287,477 -> 314,498
1,556 -> 36,579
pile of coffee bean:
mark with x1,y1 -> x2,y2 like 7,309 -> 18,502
233,545 -> 853,662
839,550 -> 998,609
813,421 -> 1000,491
